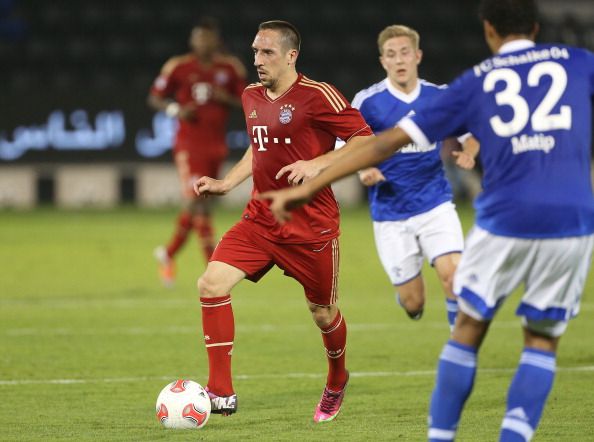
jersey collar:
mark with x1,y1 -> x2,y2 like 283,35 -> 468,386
384,78 -> 421,104
498,39 -> 535,54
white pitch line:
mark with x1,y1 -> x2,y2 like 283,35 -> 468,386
1,297 -> 593,311
1,366 -> 593,386
3,321 -> 522,337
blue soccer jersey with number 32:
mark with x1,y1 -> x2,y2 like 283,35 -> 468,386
400,40 -> 594,238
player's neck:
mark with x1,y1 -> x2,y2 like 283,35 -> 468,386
389,77 -> 418,95
194,52 -> 216,66
266,71 -> 299,100
495,34 -> 534,53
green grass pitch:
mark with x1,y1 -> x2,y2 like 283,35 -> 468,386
1,204 -> 593,441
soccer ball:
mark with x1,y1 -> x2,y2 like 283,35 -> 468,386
155,380 -> 211,429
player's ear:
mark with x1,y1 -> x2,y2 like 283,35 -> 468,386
416,49 -> 423,65
379,55 -> 388,72
530,22 -> 540,40
288,48 -> 298,65
483,20 -> 501,53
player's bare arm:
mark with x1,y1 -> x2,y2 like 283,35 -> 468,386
452,136 -> 480,170
194,145 -> 254,197
275,135 -> 373,185
261,128 -> 411,222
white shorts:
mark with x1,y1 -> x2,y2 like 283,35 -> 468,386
373,202 -> 464,285
454,226 -> 594,337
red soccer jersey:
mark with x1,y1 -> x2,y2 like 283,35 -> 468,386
150,54 -> 246,159
241,74 -> 372,243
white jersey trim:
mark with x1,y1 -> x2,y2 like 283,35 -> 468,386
351,80 -> 387,110
397,117 -> 431,148
498,39 -> 535,54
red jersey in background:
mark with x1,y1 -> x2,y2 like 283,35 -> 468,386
151,54 -> 246,161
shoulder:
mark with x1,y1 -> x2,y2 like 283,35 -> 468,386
418,79 -> 449,100
242,82 -> 264,97
160,54 -> 194,75
296,75 -> 348,113
352,80 -> 387,109
419,79 -> 447,91
215,54 -> 248,78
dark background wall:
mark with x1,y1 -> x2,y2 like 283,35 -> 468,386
0,0 -> 592,165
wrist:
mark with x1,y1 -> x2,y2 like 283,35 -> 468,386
165,102 -> 180,117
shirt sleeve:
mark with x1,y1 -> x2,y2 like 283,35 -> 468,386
398,70 -> 473,147
150,66 -> 178,98
311,83 -> 373,141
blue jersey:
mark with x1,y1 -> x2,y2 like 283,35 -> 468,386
352,79 -> 452,221
400,40 -> 594,238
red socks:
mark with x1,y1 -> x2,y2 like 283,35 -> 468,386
200,295 -> 235,396
166,211 -> 192,258
193,214 -> 216,261
320,310 -> 348,391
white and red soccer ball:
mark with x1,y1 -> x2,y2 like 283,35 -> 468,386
156,380 -> 211,429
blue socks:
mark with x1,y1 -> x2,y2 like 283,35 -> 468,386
428,342 -> 556,441
500,348 -> 556,442
446,299 -> 458,330
428,340 -> 477,441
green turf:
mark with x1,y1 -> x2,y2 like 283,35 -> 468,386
1,205 -> 593,441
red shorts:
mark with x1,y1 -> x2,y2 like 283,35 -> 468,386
211,219 -> 340,306
174,151 -> 225,198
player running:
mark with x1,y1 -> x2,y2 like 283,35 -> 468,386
348,24 -> 478,329
148,18 -> 246,286
193,20 -> 372,422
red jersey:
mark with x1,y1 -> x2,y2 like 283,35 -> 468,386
150,54 -> 246,159
242,74 -> 372,244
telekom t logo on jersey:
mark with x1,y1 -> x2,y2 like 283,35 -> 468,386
252,126 -> 292,151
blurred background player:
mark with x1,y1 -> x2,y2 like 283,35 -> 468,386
261,0 -> 594,439
349,24 -> 479,329
193,20 -> 372,421
148,17 -> 246,287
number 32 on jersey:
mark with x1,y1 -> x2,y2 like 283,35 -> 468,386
483,61 -> 572,137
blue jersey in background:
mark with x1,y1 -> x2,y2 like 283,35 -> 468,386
352,79 -> 452,221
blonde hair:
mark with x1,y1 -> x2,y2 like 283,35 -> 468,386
377,25 -> 420,54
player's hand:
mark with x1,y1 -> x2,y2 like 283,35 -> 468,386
452,151 -> 476,170
178,103 -> 197,121
275,160 -> 321,186
258,186 -> 313,224
358,167 -> 386,186
193,176 -> 228,198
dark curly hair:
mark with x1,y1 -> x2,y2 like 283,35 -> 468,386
479,0 -> 538,37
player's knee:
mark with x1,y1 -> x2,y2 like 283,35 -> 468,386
197,274 -> 221,298
188,198 -> 208,216
397,291 -> 424,312
309,304 -> 335,328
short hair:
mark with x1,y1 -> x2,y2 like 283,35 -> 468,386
258,20 -> 301,51
377,25 -> 420,54
193,16 -> 220,35
478,0 -> 538,37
